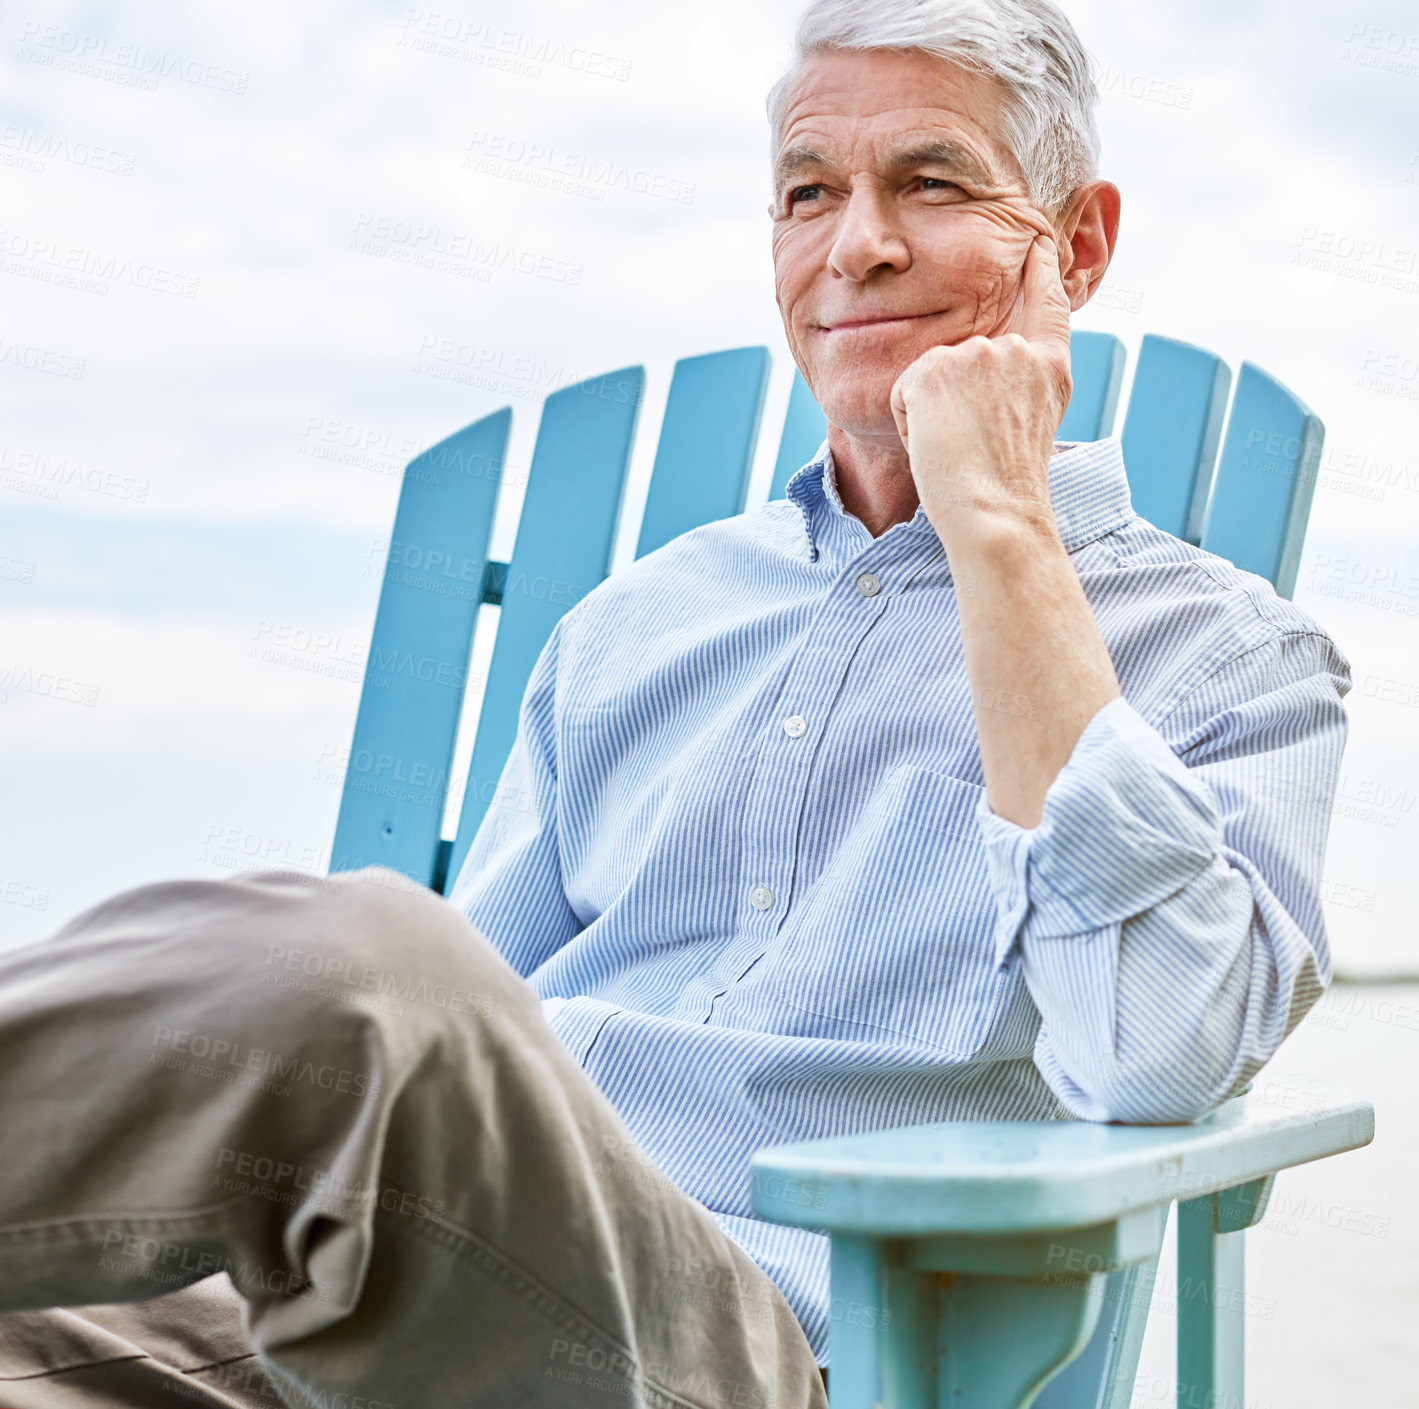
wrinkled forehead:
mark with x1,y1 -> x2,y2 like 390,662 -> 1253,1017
772,48 -> 1022,190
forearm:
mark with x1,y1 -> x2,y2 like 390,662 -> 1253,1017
937,506 -> 1120,827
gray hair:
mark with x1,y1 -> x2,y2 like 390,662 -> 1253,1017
766,0 -> 1100,214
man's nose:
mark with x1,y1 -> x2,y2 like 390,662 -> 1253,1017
826,185 -> 910,282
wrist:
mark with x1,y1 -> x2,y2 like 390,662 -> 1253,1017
928,497 -> 1063,565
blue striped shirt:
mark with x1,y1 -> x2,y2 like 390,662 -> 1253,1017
449,436 -> 1349,1362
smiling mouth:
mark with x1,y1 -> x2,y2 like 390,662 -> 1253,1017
818,311 -> 946,332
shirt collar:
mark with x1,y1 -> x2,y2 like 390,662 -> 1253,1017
785,436 -> 1134,561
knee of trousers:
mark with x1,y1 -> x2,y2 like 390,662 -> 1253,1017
31,865 -> 543,1075
212,866 -> 543,1041
0,869 -> 549,1243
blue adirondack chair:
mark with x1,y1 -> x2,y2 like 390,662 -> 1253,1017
329,333 -> 1374,1408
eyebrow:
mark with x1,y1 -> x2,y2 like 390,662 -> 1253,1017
772,145 -> 832,191
772,138 -> 997,195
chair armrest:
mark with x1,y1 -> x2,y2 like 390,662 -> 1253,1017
749,1094 -> 1374,1237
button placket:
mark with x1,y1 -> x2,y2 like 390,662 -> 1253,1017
698,620 -> 879,1007
698,549 -> 914,1011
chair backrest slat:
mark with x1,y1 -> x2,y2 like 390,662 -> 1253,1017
635,347 -> 771,557
1200,362 -> 1324,599
769,368 -> 828,501
1058,331 -> 1125,441
330,410 -> 510,883
447,367 -> 644,883
1119,334 -> 1232,544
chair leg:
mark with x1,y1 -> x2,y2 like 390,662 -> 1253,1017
827,1235 -> 1105,1409
1035,1255 -> 1162,1409
937,1269 -> 1105,1407
1176,1176 -> 1273,1409
828,1234 -> 939,1409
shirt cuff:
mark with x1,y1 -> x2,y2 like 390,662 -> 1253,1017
975,696 -> 1221,965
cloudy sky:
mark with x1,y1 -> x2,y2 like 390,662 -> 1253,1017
2,0 -> 1417,981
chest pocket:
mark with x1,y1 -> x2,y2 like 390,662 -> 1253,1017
759,763 -> 1014,1060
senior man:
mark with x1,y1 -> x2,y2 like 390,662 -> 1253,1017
0,0 -> 1348,1405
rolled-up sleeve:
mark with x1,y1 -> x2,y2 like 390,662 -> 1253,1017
447,620 -> 581,977
976,632 -> 1349,1123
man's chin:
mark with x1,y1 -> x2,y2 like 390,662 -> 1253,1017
813,385 -> 904,446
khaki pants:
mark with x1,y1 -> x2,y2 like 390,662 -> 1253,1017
0,869 -> 827,1409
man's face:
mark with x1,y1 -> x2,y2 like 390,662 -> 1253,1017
771,49 -> 1059,441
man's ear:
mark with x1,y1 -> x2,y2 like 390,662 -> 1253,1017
1054,181 -> 1121,311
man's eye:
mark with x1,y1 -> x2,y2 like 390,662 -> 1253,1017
921,177 -> 963,193
788,184 -> 823,206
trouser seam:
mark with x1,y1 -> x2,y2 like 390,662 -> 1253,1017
0,1353 -> 272,1392
0,1194 -> 251,1251
0,1356 -> 148,1383
382,1207 -> 718,1409
181,1352 -> 268,1375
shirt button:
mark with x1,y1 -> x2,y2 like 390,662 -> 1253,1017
783,715 -> 808,738
855,571 -> 882,597
750,885 -> 775,911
